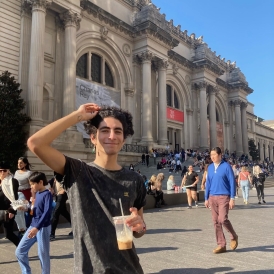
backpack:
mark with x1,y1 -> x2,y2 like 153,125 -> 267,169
258,173 -> 266,183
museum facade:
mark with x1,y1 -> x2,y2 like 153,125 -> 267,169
1,0 -> 274,165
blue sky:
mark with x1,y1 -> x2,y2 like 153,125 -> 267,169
153,0 -> 273,120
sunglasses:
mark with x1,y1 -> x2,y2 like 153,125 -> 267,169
0,169 -> 8,172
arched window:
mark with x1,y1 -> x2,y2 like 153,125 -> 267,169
166,84 -> 180,109
166,84 -> 172,107
105,62 -> 114,87
174,92 -> 179,109
76,53 -> 114,88
91,54 -> 101,83
76,53 -> 87,78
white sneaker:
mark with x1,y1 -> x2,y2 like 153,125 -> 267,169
187,206 -> 192,209
235,196 -> 238,199
195,203 -> 199,207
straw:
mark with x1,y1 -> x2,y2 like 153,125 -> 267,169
119,198 -> 124,216
119,198 -> 129,236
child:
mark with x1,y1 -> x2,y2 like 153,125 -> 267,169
16,172 -> 53,274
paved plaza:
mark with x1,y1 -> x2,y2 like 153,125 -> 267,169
1,184 -> 274,274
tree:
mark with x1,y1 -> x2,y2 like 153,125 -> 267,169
248,139 -> 260,161
0,71 -> 31,171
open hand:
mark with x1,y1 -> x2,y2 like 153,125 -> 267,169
125,207 -> 144,233
28,227 -> 38,238
77,103 -> 101,122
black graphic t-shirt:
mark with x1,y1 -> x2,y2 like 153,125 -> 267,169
57,156 -> 146,274
185,172 -> 199,186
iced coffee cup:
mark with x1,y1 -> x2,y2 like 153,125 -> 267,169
113,215 -> 133,250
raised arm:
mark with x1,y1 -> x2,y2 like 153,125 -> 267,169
27,103 -> 100,175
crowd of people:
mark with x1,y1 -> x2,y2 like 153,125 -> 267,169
1,99 -> 273,272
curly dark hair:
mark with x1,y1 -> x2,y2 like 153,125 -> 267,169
84,106 -> 134,139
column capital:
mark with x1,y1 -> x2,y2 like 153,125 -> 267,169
138,50 -> 153,63
124,88 -> 134,97
192,80 -> 209,90
232,99 -> 242,106
132,54 -> 141,65
208,85 -> 219,96
186,108 -> 193,115
60,10 -> 81,28
241,101 -> 248,109
21,1 -> 32,16
156,59 -> 169,70
26,0 -> 52,11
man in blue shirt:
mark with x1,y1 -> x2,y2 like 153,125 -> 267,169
205,147 -> 238,254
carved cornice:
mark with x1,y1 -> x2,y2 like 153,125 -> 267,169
193,59 -> 224,76
80,0 -> 134,36
216,78 -> 230,89
60,10 -> 81,28
168,50 -> 194,70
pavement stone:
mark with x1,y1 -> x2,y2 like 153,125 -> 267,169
1,185 -> 274,273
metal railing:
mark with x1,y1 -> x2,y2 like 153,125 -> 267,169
121,144 -> 148,153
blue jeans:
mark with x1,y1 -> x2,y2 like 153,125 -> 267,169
240,180 -> 250,201
16,225 -> 51,274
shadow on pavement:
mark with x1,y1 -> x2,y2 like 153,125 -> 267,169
145,228 -> 202,234
50,253 -> 74,259
228,271 -> 274,274
149,266 -> 233,273
136,246 -> 178,254
235,244 -> 274,253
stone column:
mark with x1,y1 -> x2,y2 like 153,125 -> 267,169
157,59 -> 169,145
269,143 -> 273,162
139,51 -> 153,144
241,102 -> 248,154
191,85 -> 199,149
187,109 -> 193,148
208,86 -> 218,149
228,101 -> 234,153
224,121 -> 230,152
60,10 -> 81,117
132,55 -> 141,143
124,88 -> 134,144
234,100 -> 243,155
198,81 -> 208,150
27,0 -> 52,123
19,1 -> 32,105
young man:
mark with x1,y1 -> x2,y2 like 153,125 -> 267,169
205,147 -> 238,254
16,172 -> 52,274
27,103 -> 146,274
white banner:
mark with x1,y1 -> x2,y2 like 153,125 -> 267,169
75,78 -> 120,138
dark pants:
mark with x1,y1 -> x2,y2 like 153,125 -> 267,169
154,191 -> 164,208
209,195 -> 237,247
255,183 -> 265,201
0,211 -> 20,246
51,193 -> 71,236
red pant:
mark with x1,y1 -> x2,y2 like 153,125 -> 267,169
19,188 -> 32,201
209,195 -> 237,247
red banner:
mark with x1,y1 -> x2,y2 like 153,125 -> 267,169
166,107 -> 184,122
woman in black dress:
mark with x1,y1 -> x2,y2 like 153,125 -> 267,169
181,165 -> 199,208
